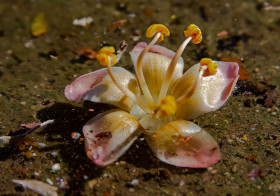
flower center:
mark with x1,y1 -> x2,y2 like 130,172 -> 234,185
153,95 -> 177,118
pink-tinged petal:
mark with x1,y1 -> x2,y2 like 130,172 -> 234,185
145,120 -> 221,168
131,42 -> 178,59
130,42 -> 183,100
65,68 -> 109,102
172,61 -> 239,120
82,67 -> 140,110
83,109 -> 141,166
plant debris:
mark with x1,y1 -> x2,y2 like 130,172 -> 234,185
31,13 -> 48,36
12,179 -> 58,196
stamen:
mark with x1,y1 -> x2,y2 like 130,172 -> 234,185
136,24 -> 170,110
200,58 -> 218,76
97,46 -> 117,66
184,24 -> 202,44
176,66 -> 207,105
97,47 -> 152,114
157,24 -> 202,106
146,24 -> 170,42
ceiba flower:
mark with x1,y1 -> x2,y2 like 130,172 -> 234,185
64,24 -> 239,168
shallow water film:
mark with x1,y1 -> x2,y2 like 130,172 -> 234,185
0,0 -> 279,195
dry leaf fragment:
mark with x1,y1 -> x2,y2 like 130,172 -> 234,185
106,19 -> 126,31
31,13 -> 48,36
74,47 -> 97,59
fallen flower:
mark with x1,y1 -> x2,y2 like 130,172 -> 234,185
65,24 -> 239,168
12,179 -> 58,196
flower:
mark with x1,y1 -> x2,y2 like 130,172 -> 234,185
65,24 -> 239,168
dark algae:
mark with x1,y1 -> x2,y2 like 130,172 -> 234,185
0,0 -> 279,195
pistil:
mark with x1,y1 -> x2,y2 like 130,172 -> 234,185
157,24 -> 202,106
136,24 -> 170,110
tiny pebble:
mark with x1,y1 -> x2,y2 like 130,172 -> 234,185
227,138 -> 233,144
71,132 -> 81,140
51,152 -> 58,156
73,17 -> 94,27
37,142 -> 46,147
46,178 -> 53,185
83,175 -> 88,180
51,163 -> 61,171
34,171 -> 40,176
103,173 -> 109,178
32,153 -> 36,157
130,179 -> 139,186
208,167 -> 213,171
24,40 -> 35,48
20,101 -> 26,105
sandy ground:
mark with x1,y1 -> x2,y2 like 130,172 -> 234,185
0,0 -> 279,195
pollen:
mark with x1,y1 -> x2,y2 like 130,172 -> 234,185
158,95 -> 177,116
146,24 -> 170,42
96,46 -> 117,66
184,24 -> 202,44
200,58 -> 218,76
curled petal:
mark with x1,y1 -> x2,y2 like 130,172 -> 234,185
83,67 -> 140,110
83,110 -> 141,166
145,120 -> 221,168
130,42 -> 183,100
172,61 -> 239,120
65,68 -> 109,102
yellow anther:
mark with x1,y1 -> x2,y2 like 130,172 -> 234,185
200,58 -> 218,75
146,24 -> 170,42
184,24 -> 202,44
96,46 -> 117,67
158,95 -> 177,116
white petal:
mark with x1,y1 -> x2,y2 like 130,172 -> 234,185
130,42 -> 183,100
83,110 -> 141,166
65,68 -> 109,102
145,120 -> 221,168
83,67 -> 140,110
172,61 -> 239,119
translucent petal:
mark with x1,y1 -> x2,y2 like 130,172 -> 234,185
65,67 -> 140,110
65,68 -> 108,102
83,110 -> 141,166
83,67 -> 140,110
145,120 -> 221,168
172,61 -> 239,120
130,42 -> 183,101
